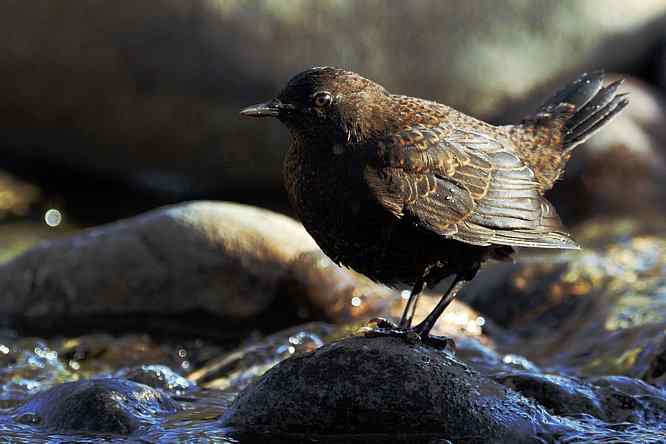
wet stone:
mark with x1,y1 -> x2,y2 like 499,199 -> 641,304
494,372 -> 609,420
11,378 -> 178,435
115,365 -> 194,394
0,201 -> 394,337
222,336 -> 558,443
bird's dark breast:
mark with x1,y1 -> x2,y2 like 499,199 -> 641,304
284,141 -> 488,288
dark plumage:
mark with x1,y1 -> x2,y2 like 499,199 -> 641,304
241,67 -> 628,342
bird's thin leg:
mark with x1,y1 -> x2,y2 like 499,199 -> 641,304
398,279 -> 425,329
413,274 -> 470,339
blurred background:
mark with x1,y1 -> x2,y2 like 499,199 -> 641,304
1,2 -> 666,442
1,0 -> 665,253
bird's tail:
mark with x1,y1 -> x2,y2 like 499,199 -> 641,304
530,71 -> 629,152
508,71 -> 629,191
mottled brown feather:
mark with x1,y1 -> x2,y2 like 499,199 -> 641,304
365,102 -> 578,249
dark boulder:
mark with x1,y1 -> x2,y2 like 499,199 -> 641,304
223,336 -> 560,443
12,378 -> 178,435
0,201 -> 393,336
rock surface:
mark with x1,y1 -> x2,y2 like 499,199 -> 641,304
223,336 -> 556,443
0,1 -> 664,200
0,201 -> 316,320
11,378 -> 178,435
0,201 -> 393,335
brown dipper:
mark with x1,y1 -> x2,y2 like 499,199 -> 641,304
241,67 -> 628,346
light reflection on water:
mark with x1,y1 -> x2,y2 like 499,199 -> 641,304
0,220 -> 665,442
0,326 -> 662,443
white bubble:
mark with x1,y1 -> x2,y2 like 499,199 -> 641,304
44,209 -> 62,227
351,296 -> 362,307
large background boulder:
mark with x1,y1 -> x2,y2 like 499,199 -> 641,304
0,0 -> 664,209
0,201 -> 394,337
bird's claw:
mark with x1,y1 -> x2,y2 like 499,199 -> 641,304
420,334 -> 456,352
364,318 -> 455,352
369,317 -> 399,330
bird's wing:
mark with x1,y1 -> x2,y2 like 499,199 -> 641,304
364,122 -> 579,249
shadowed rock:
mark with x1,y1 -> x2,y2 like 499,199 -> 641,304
0,202 -> 316,319
0,201 -> 392,336
223,336 -> 559,443
12,379 -> 178,435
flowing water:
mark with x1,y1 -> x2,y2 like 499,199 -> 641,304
0,214 -> 665,443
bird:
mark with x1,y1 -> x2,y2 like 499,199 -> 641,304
241,67 -> 628,347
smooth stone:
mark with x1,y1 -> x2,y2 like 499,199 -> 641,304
0,201 -> 315,320
0,201 -> 394,336
12,378 -> 178,435
223,336 -> 559,443
494,372 -> 608,420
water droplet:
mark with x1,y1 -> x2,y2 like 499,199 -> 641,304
351,296 -> 362,307
44,208 -> 62,227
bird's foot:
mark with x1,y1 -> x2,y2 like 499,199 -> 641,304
364,318 -> 455,352
364,318 -> 422,345
420,334 -> 456,352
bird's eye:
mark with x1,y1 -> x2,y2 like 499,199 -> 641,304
312,91 -> 333,108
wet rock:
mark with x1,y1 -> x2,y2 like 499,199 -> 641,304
115,365 -> 194,394
588,376 -> 666,424
0,2 -> 664,202
495,372 -> 666,428
0,202 -> 314,321
633,332 -> 666,386
12,378 -> 178,434
223,336 -> 557,442
0,201 -> 393,336
495,372 -> 608,420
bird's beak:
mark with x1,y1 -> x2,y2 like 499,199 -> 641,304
240,99 -> 283,118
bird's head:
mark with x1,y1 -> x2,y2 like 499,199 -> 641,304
241,67 -> 393,143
